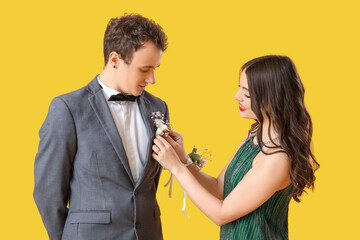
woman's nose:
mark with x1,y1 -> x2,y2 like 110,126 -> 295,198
234,90 -> 242,101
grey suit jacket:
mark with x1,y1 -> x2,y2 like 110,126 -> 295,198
33,76 -> 169,240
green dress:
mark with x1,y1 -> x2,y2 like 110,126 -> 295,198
220,135 -> 293,240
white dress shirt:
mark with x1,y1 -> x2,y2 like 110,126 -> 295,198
98,76 -> 149,183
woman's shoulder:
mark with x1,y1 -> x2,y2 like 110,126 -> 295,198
257,151 -> 289,167
253,150 -> 291,189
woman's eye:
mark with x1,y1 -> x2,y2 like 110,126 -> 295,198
244,94 -> 250,98
141,69 -> 149,73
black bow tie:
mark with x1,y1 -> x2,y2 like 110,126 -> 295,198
108,93 -> 139,102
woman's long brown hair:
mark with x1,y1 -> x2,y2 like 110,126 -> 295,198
242,55 -> 319,202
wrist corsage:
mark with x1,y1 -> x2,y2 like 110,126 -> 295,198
187,147 -> 210,169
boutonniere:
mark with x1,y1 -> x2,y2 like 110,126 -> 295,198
151,111 -> 169,136
164,146 -> 212,218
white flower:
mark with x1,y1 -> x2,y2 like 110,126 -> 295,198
153,116 -> 169,136
155,121 -> 169,136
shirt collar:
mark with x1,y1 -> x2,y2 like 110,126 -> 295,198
97,75 -> 121,101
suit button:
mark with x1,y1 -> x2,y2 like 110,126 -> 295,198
135,222 -> 141,229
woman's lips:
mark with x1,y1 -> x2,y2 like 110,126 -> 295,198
239,103 -> 247,111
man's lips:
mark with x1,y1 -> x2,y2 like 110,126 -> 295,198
239,103 -> 247,111
139,84 -> 147,90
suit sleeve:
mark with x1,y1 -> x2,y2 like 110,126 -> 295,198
33,97 -> 77,240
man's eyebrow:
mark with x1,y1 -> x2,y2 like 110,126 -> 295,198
140,64 -> 160,68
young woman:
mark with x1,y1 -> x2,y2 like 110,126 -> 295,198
152,55 -> 319,239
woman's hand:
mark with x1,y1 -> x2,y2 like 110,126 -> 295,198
165,130 -> 184,147
163,130 -> 188,164
152,135 -> 183,173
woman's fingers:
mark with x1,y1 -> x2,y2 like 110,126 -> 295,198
152,152 -> 161,163
154,136 -> 166,150
168,130 -> 182,139
164,134 -> 177,147
168,130 -> 183,144
152,145 -> 160,154
155,135 -> 171,148
152,136 -> 183,173
167,129 -> 177,136
152,138 -> 171,169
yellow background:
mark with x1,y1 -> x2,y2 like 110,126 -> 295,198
1,0 -> 359,239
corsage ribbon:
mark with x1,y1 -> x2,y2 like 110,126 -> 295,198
163,173 -> 173,198
164,173 -> 190,218
164,147 -> 209,218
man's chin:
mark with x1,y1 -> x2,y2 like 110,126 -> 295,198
137,89 -> 146,95
133,91 -> 143,97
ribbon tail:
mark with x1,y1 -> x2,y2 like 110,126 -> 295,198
181,190 -> 190,218
164,173 -> 173,198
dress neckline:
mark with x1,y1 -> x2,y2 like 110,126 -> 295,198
247,135 -> 259,149
249,134 -> 280,148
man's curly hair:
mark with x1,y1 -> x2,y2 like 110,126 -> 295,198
103,13 -> 168,65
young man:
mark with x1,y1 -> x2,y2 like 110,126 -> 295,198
33,14 -> 169,240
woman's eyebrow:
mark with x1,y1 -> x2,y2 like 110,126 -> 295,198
238,85 -> 249,91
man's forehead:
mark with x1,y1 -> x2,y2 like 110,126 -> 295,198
131,52 -> 162,67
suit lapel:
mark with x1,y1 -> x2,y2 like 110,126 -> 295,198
136,94 -> 157,186
87,77 -> 135,186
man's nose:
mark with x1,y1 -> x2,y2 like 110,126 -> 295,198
146,72 -> 156,84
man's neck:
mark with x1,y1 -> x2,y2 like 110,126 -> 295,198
99,65 -> 124,93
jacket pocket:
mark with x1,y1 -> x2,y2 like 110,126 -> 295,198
68,210 -> 111,224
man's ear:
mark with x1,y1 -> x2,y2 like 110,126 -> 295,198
108,52 -> 122,69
